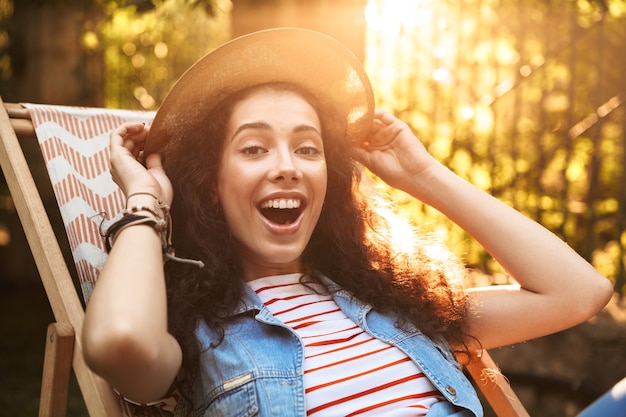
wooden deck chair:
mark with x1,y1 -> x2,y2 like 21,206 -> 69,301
0,97 -> 529,417
0,99 -> 170,417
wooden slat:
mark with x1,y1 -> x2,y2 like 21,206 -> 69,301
0,97 -> 122,417
39,323 -> 75,417
5,102 -> 30,119
12,118 -> 36,138
4,103 -> 36,138
465,350 -> 530,417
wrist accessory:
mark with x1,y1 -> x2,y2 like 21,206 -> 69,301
103,194 -> 204,268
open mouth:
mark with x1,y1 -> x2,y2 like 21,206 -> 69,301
259,198 -> 304,225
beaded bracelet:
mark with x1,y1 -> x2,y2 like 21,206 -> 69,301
125,192 -> 167,219
123,205 -> 162,219
104,207 -> 204,268
124,192 -> 171,238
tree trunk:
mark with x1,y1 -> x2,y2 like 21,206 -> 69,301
7,2 -> 104,106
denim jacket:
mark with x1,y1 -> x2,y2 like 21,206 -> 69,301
190,277 -> 483,417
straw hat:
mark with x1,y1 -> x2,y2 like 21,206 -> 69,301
145,27 -> 374,154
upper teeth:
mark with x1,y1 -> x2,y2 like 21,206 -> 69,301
261,199 -> 301,209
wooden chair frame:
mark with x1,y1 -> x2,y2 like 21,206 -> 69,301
0,98 -> 529,417
0,99 -> 122,417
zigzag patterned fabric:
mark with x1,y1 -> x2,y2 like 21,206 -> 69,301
24,104 -> 155,303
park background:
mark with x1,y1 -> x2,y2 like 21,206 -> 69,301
0,0 -> 625,416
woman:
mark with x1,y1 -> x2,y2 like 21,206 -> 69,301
82,28 -> 613,416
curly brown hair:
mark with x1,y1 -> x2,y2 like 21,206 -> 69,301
161,82 -> 470,413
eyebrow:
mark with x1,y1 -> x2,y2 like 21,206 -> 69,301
231,121 -> 322,141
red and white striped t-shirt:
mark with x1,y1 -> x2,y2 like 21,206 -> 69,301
248,273 -> 444,416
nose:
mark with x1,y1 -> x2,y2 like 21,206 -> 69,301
269,147 -> 302,183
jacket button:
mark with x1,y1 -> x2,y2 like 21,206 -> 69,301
445,385 -> 457,397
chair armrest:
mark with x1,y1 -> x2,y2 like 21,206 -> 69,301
463,350 -> 531,417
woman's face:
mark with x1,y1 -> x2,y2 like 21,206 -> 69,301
217,88 -> 327,281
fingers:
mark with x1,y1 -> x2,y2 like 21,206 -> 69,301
359,111 -> 403,151
109,122 -> 154,189
355,110 -> 386,146
111,122 -> 149,148
110,124 -> 172,202
143,151 -> 161,169
111,122 -> 147,141
111,122 -> 151,161
373,108 -> 393,122
144,153 -> 174,204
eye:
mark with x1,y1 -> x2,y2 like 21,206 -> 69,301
295,145 -> 322,157
241,145 -> 267,156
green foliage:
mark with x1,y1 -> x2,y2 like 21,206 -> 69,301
366,0 -> 626,294
0,0 -> 228,252
98,0 -> 230,109
1,0 -> 624,296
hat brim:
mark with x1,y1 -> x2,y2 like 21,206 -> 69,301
145,27 -> 374,155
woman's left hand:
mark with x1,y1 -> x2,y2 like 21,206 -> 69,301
351,109 -> 436,192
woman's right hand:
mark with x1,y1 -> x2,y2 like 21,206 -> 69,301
109,122 -> 173,205
83,122 -> 182,404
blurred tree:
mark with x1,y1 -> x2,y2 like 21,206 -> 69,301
99,0 -> 230,109
2,0 -> 104,105
0,0 -> 229,107
365,0 -> 626,295
1,0 -> 624,296
0,0 -> 228,283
